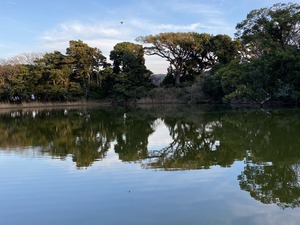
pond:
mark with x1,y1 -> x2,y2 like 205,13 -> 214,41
0,105 -> 300,225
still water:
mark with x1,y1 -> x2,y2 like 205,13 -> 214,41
0,106 -> 300,225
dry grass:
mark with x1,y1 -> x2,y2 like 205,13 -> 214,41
137,84 -> 207,105
0,101 -> 110,110
137,97 -> 183,104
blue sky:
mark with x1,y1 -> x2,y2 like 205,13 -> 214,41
0,0 -> 298,73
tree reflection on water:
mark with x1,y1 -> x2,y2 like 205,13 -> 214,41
0,106 -> 300,208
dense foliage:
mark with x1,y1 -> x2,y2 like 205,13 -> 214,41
0,3 -> 299,106
0,40 -> 153,104
204,3 -> 300,106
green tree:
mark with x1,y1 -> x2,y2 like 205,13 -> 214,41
0,64 -> 19,101
203,60 -> 242,102
210,34 -> 240,65
110,42 -> 150,79
138,32 -> 238,85
137,32 -> 197,84
235,3 -> 300,57
0,64 -> 32,102
66,40 -> 106,99
33,51 -> 82,101
109,42 -> 152,102
205,47 -> 300,106
204,3 -> 300,106
185,34 -> 239,84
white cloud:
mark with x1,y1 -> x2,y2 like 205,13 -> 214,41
35,0 -> 234,74
130,19 -> 202,33
37,20 -> 205,73
38,21 -> 129,57
148,119 -> 173,150
40,22 -> 124,42
159,0 -> 234,35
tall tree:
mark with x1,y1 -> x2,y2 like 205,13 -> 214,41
66,40 -> 106,99
109,42 -> 152,102
110,42 -> 151,81
33,51 -> 82,101
235,3 -> 300,57
137,32 -> 196,84
183,33 -> 212,80
186,34 -> 239,80
204,3 -> 300,106
210,34 -> 239,65
138,32 -> 238,85
0,64 -> 26,101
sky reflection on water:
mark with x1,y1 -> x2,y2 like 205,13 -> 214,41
1,107 -> 300,225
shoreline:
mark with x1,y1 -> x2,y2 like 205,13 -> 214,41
0,101 -> 111,110
0,100 -> 298,112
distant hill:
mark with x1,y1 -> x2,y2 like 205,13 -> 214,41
150,74 -> 166,86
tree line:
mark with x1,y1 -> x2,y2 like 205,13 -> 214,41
0,3 -> 299,106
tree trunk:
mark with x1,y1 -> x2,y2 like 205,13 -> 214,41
175,73 -> 180,85
174,62 -> 183,85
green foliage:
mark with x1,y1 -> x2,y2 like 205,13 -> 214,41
138,32 -> 202,84
110,42 -> 145,73
161,72 -> 175,86
210,35 -> 240,65
33,51 -> 74,101
138,32 -> 238,84
66,40 -> 107,99
109,42 -> 152,103
0,3 -> 299,106
204,47 -> 300,105
202,3 -> 300,106
0,64 -> 32,102
236,3 -> 300,56
202,75 -> 224,102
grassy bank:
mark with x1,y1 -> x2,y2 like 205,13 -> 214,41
0,101 -> 111,110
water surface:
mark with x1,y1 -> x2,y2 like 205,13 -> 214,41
0,106 -> 300,225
